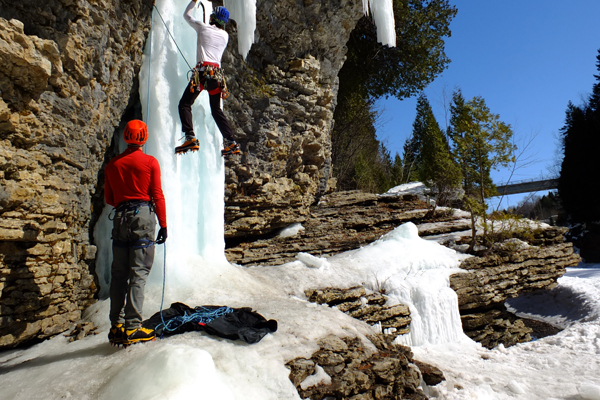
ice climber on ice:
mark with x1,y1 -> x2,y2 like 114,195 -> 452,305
176,1 -> 240,156
104,120 -> 168,346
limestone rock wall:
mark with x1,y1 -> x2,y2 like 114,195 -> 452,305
450,239 -> 581,348
0,0 -> 153,347
287,334 -> 428,400
226,190 -> 432,266
221,0 -> 364,239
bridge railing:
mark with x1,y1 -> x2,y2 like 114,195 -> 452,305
495,176 -> 559,188
494,176 -> 559,196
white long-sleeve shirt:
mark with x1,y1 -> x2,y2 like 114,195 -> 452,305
184,1 -> 229,66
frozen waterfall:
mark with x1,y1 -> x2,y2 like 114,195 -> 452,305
94,0 -> 463,347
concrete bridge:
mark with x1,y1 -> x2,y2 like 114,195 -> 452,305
494,178 -> 559,196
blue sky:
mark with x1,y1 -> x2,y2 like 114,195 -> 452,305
375,0 -> 600,207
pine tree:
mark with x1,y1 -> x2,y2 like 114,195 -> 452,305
391,154 -> 404,186
401,135 -> 420,183
449,91 -> 516,251
417,95 -> 462,208
401,93 -> 433,182
558,49 -> 600,223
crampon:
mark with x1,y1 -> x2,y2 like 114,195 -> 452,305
175,137 -> 200,155
221,140 -> 240,157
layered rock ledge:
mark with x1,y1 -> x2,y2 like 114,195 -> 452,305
287,334 -> 431,400
225,190 -> 433,266
305,286 -> 412,336
227,190 -> 581,350
450,236 -> 580,349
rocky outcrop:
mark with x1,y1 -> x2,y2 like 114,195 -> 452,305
305,286 -> 412,336
0,0 -> 153,347
226,190 -> 433,266
286,334 -> 429,400
450,236 -> 581,349
222,0 -> 365,238
227,190 -> 581,349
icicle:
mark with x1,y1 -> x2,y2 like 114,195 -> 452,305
224,0 -> 257,59
365,0 -> 396,47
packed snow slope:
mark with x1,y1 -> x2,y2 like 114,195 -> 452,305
1,228 -> 600,400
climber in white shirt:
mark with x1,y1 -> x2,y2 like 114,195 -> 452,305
176,1 -> 240,157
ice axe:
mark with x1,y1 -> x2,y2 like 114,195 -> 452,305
197,0 -> 206,23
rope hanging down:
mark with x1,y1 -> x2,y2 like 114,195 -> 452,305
149,3 -> 215,337
153,5 -> 193,70
159,242 -> 168,337
145,7 -> 154,126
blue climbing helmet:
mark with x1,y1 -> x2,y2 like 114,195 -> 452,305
211,6 -> 229,26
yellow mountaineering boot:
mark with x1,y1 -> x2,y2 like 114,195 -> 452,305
124,327 -> 156,346
108,323 -> 125,347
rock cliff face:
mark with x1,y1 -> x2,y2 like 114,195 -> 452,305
0,0 -> 366,347
0,0 -> 154,347
449,235 -> 581,349
221,0 -> 363,238
226,190 -> 581,349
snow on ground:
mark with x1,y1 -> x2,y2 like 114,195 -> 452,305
417,266 -> 600,400
1,227 -> 600,399
382,181 -> 429,198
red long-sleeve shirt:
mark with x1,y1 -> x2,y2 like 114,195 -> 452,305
104,147 -> 167,228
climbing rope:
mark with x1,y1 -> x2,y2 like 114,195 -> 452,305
150,3 -> 226,338
159,241 -> 167,338
156,243 -> 233,338
153,5 -> 193,70
156,305 -> 234,335
145,8 -> 153,126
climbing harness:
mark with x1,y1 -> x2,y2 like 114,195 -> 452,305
188,62 -> 229,99
108,200 -> 154,221
109,200 -> 157,249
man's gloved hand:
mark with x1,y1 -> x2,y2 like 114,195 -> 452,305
156,227 -> 168,244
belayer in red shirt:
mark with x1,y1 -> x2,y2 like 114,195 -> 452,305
104,120 -> 167,347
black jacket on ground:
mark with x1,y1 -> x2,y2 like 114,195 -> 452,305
143,302 -> 278,344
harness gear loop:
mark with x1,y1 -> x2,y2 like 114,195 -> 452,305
113,238 -> 156,249
221,76 -> 229,99
109,200 -> 156,247
188,62 -> 227,97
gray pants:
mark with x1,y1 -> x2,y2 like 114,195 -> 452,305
109,203 -> 156,330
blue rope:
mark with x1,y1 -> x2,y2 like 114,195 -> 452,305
146,8 -> 153,125
159,242 -> 167,339
156,244 -> 232,337
153,5 -> 193,70
156,306 -> 234,334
